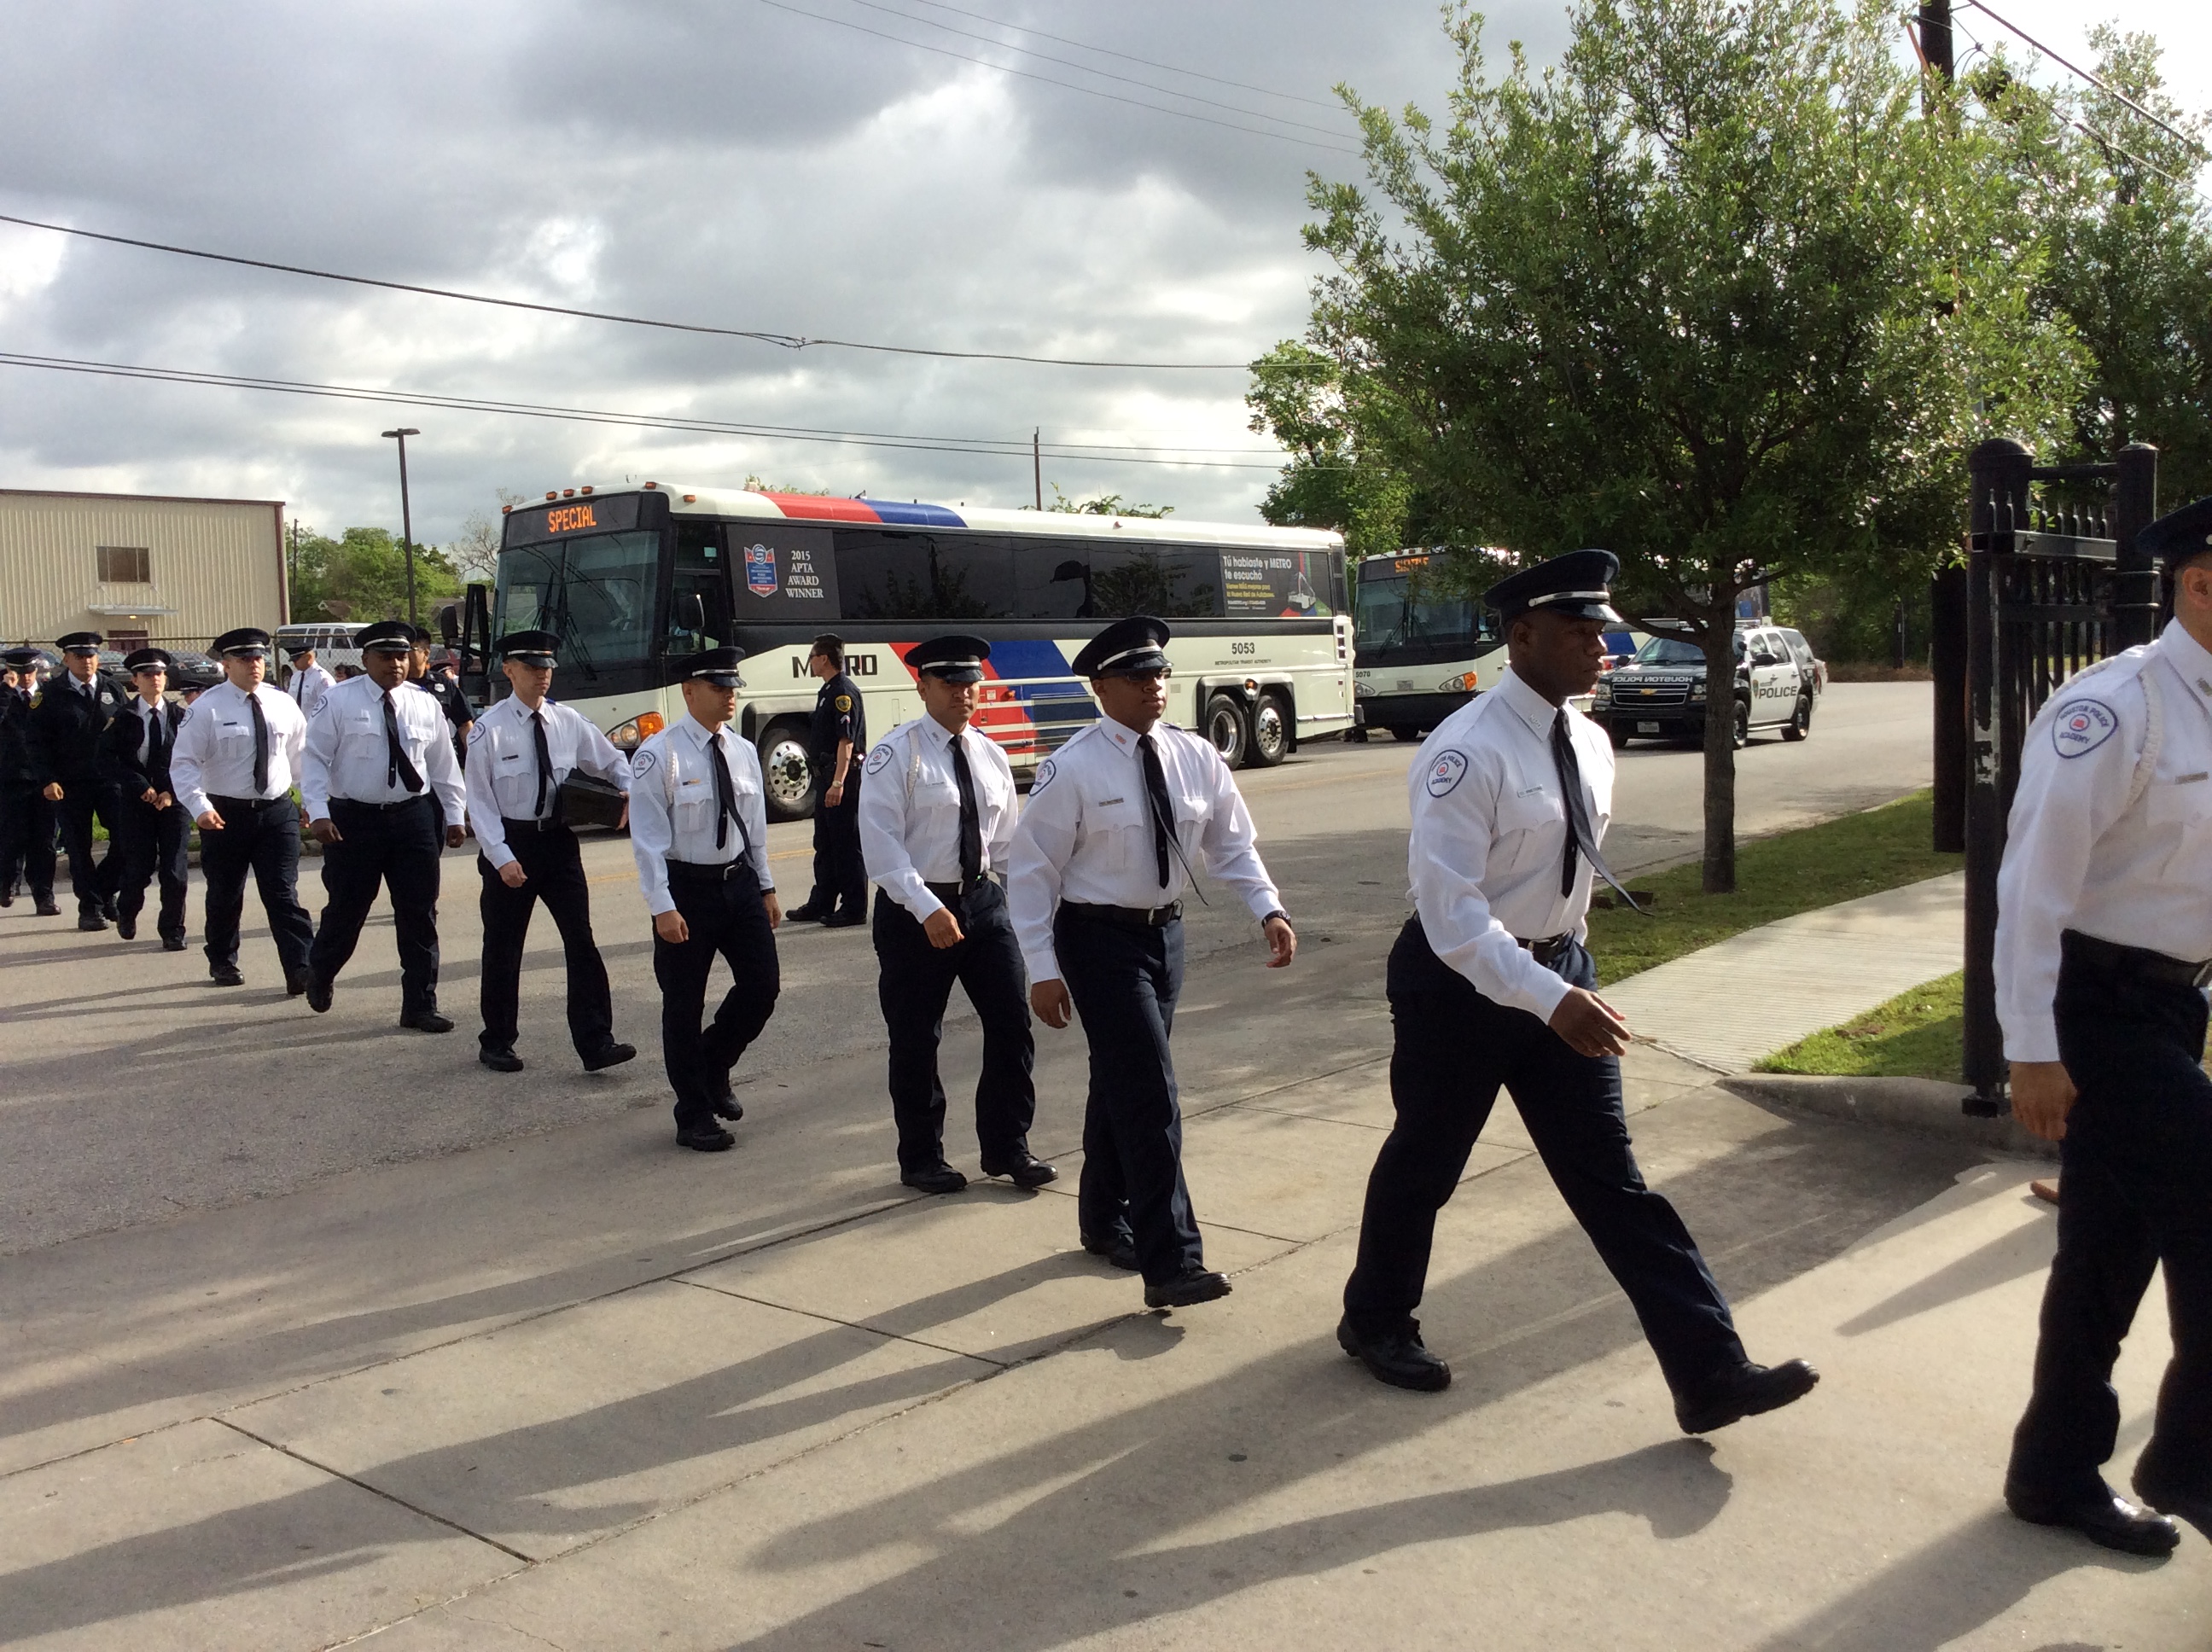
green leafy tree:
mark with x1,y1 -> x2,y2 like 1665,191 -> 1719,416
290,526 -> 463,625
1047,486 -> 1174,519
1252,0 -> 2080,891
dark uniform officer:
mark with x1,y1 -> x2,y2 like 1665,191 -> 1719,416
1009,615 -> 1297,1307
1336,551 -> 1818,1434
858,635 -> 1049,1194
169,627 -> 317,988
96,648 -> 191,947
631,646 -> 782,1150
1992,494 -> 2212,1558
412,643 -> 475,762
300,620 -> 469,1029
789,632 -> 868,925
465,629 -> 637,1074
28,630 -> 131,929
0,645 -> 59,914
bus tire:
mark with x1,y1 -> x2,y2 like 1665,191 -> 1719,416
1248,691 -> 1290,768
756,718 -> 817,822
1384,724 -> 1423,742
1203,692 -> 1249,768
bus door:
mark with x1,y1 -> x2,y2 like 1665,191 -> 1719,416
669,521 -> 733,655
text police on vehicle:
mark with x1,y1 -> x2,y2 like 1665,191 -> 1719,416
1592,623 -> 1820,749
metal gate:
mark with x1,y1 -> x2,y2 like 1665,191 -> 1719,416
1948,439 -> 2159,1112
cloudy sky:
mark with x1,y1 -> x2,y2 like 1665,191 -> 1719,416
1,0 -> 2205,550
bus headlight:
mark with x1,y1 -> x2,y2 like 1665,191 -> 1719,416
1438,672 -> 1477,692
607,711 -> 666,752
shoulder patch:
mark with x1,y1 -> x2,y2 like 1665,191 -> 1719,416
864,742 -> 894,776
1426,749 -> 1471,798
467,720 -> 486,746
632,748 -> 658,777
835,694 -> 853,713
1033,758 -> 1057,793
2052,698 -> 2119,759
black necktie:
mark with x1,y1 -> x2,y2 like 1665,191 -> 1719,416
1551,711 -> 1643,913
381,691 -> 423,794
247,692 -> 270,796
144,704 -> 165,766
531,709 -> 553,817
950,732 -> 983,885
1138,732 -> 1174,889
709,732 -> 748,855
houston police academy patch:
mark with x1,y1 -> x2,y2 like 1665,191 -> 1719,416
864,743 -> 893,776
1032,758 -> 1057,793
631,748 -> 658,778
1426,749 -> 1470,797
2052,698 -> 2117,758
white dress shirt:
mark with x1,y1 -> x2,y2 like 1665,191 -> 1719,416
130,694 -> 167,762
288,662 -> 334,719
1401,666 -> 1615,1023
170,680 -> 309,817
628,713 -> 774,916
859,714 -> 1019,921
465,695 -> 633,870
300,674 -> 467,823
1996,620 -> 2212,1063
1008,713 -> 1282,982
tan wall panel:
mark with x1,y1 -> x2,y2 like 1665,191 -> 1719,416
0,492 -> 286,647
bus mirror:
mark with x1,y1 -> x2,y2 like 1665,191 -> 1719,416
436,604 -> 461,647
675,591 -> 707,635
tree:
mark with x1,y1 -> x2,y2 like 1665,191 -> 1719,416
449,488 -> 527,586
1047,486 -> 1174,519
1251,0 -> 2079,891
290,526 -> 463,625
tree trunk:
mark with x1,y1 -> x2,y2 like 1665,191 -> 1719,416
1700,610 -> 1738,894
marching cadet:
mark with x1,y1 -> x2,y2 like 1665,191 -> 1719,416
1009,615 -> 1295,1306
1336,550 -> 1818,1434
300,620 -> 468,1029
282,641 -> 334,719
466,628 -> 637,1074
171,627 -> 318,990
95,648 -> 190,948
410,638 -> 475,768
0,645 -> 59,914
29,631 -> 131,929
630,645 -> 782,1151
858,634 -> 1048,1195
788,632 -> 868,925
1993,496 -> 2212,1558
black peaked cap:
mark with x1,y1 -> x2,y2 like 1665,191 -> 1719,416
1072,615 -> 1171,678
1482,549 -> 1624,625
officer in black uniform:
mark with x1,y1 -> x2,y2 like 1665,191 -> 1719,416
96,648 -> 191,947
410,639 -> 476,774
0,645 -> 59,914
28,630 -> 131,930
789,632 -> 868,926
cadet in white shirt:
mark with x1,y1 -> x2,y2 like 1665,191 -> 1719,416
630,646 -> 782,1152
465,629 -> 637,1076
168,626 -> 317,989
859,634 -> 1048,1195
1994,497 -> 2212,1558
299,620 -> 469,1031
1338,551 -> 1817,1438
1009,614 -> 1295,1307
283,643 -> 334,720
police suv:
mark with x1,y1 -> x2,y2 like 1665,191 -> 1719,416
1593,624 -> 1822,748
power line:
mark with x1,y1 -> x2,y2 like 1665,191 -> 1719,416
1958,0 -> 2209,159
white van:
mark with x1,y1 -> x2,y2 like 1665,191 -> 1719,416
271,622 -> 369,679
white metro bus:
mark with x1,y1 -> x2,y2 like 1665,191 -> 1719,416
467,484 -> 1353,820
1351,552 -> 1505,742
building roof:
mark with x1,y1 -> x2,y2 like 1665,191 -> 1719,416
0,487 -> 285,509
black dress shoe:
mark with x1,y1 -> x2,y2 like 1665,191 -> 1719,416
2008,1479 -> 2180,1556
480,1045 -> 525,1073
306,975 -> 333,1013
211,963 -> 246,987
100,896 -> 119,922
1080,1230 -> 1139,1271
711,1089 -> 744,1122
78,912 -> 108,932
284,968 -> 311,997
678,1124 -> 736,1152
1337,1316 -> 1452,1392
1674,1358 -> 1819,1434
35,898 -> 62,916
821,910 -> 866,928
581,1040 -> 638,1073
0,884 -> 11,906
163,934 -> 187,952
1144,1266 -> 1233,1310
2133,1459 -> 2212,1542
901,1163 -> 969,1195
116,915 -> 137,940
980,1151 -> 1057,1189
785,900 -> 826,922
401,1009 -> 456,1033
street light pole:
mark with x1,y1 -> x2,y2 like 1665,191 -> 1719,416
381,427 -> 422,627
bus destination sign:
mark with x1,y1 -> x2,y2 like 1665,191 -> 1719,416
507,492 -> 643,544
546,503 -> 598,533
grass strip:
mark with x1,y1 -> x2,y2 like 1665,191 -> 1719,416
1755,973 -> 1964,1080
1586,789 -> 1958,986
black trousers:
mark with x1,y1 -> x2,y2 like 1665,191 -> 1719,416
872,881 -> 1036,1171
1342,916 -> 1746,1393
2009,934 -> 2212,1499
200,796 -> 315,974
0,779 -> 56,901
308,795 -> 442,1013
654,864 -> 780,1131
55,779 -> 124,916
114,795 -> 189,939
1057,905 -> 1204,1286
807,772 -> 867,915
478,823 -> 613,1056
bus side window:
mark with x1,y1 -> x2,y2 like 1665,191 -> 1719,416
671,522 -> 730,649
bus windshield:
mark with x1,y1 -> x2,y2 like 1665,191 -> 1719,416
495,530 -> 661,678
1354,571 -> 1488,658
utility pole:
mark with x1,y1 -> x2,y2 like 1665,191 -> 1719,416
288,518 -> 299,616
1918,0 -> 1953,83
1033,428 -> 1043,511
381,427 -> 422,627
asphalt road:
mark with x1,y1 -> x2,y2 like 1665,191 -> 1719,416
0,682 -> 1930,1254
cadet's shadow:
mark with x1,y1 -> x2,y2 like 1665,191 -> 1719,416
1837,1217 -> 2052,1338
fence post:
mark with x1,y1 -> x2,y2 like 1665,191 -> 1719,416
1930,564 -> 1967,853
2111,442 -> 2161,649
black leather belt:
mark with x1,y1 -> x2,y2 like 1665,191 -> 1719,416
1517,933 -> 1575,968
924,876 -> 995,904
329,794 -> 429,813
667,858 -> 755,883
2063,928 -> 2212,990
501,816 -> 568,835
208,794 -> 292,812
1063,899 -> 1183,929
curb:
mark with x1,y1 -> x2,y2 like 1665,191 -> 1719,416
1720,1073 -> 2057,1161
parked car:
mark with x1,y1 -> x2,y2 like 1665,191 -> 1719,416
1592,623 -> 1817,747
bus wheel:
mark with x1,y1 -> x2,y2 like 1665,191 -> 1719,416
757,720 -> 816,821
1248,691 -> 1289,768
1204,693 -> 1249,768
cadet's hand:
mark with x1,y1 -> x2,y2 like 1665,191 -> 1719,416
155,792 -> 172,811
1263,915 -> 1296,968
1031,979 -> 1073,1028
1548,986 -> 1631,1058
445,824 -> 467,848
309,817 -> 341,844
924,908 -> 964,948
655,910 -> 690,944
616,798 -> 630,831
825,781 -> 845,807
2011,1061 -> 2078,1142
140,786 -> 159,805
42,782 -> 62,802
196,808 -> 225,831
764,889 -> 783,930
498,861 -> 527,888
